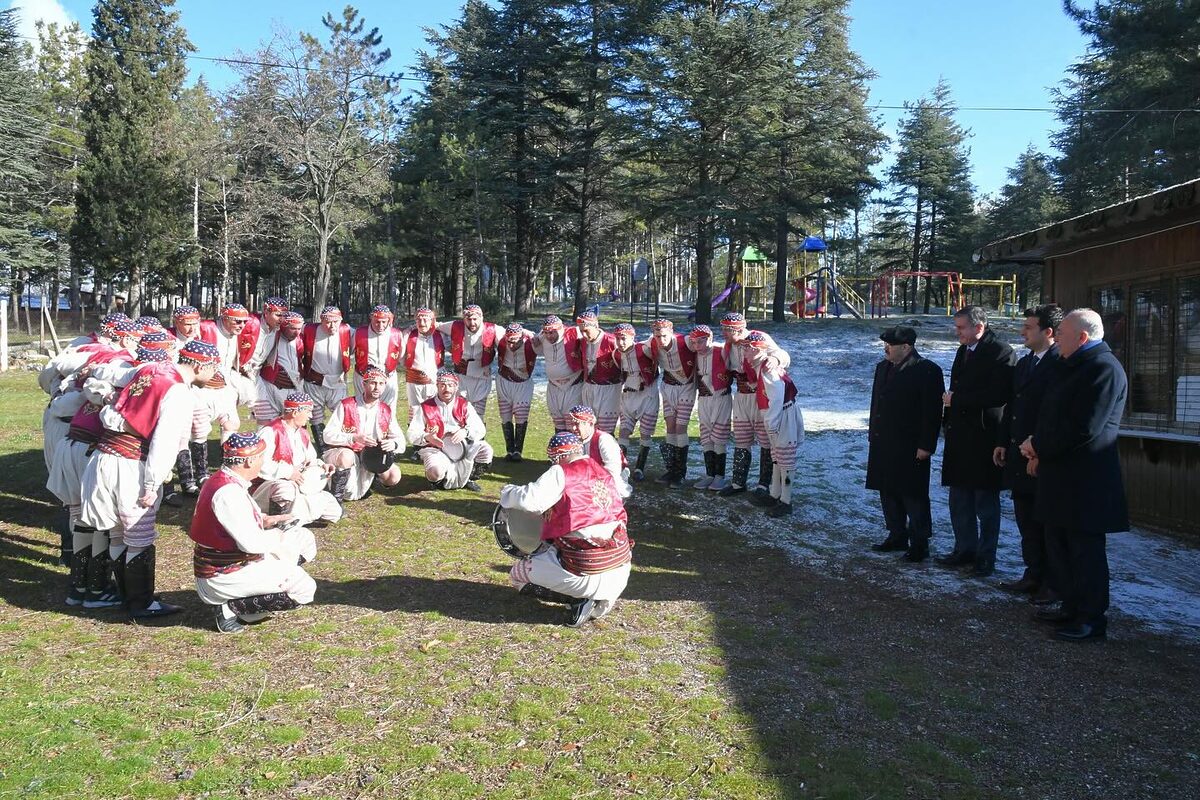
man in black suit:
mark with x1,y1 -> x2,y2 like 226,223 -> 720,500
1021,308 -> 1128,642
936,306 -> 1017,578
865,326 -> 945,562
993,305 -> 1063,602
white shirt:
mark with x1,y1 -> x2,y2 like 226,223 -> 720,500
210,468 -> 289,555
361,327 -> 398,373
310,327 -> 350,386
617,343 -> 652,391
497,337 -> 535,381
499,461 -> 619,541
436,321 -> 496,378
694,346 -> 725,394
212,320 -> 243,377
653,336 -> 689,384
324,398 -> 401,450
534,330 -> 582,385
406,394 -> 487,447
246,320 -> 281,373
261,332 -> 303,386
727,332 -> 791,374
582,430 -> 632,498
403,328 -> 444,380
258,422 -> 319,480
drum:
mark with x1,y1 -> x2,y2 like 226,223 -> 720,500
360,445 -> 395,475
298,464 -> 328,495
490,503 -> 544,558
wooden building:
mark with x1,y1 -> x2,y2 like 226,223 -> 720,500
975,178 -> 1200,535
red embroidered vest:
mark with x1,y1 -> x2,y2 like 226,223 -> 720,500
755,368 -> 798,410
339,397 -> 393,452
498,338 -> 537,383
584,333 -> 622,385
110,362 -> 184,441
649,333 -> 696,385
301,323 -> 352,380
355,326 -> 405,375
67,402 -> 104,445
587,430 -> 628,470
237,315 -> 261,368
189,469 -> 265,577
404,328 -> 445,384
419,395 -> 469,439
259,332 -> 305,387
542,459 -> 632,575
698,347 -> 731,396
450,320 -> 497,371
266,417 -> 310,465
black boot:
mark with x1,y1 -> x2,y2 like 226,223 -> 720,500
502,421 -> 516,461
110,548 -> 127,604
310,423 -> 325,456
752,448 -> 773,495
512,423 -> 527,462
720,448 -> 751,496
330,468 -> 351,502
519,583 -> 575,605
655,442 -> 674,484
66,547 -> 90,607
633,445 -> 650,481
124,546 -> 181,619
712,452 -> 728,489
903,540 -> 930,563
697,451 -> 716,489
84,548 -> 122,609
176,448 -> 198,495
58,511 -> 72,566
871,535 -> 909,553
189,441 -> 209,489
464,461 -> 487,492
669,445 -> 689,489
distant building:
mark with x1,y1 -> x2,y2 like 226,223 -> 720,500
975,178 -> 1200,535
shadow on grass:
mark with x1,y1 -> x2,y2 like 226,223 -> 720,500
314,575 -> 562,625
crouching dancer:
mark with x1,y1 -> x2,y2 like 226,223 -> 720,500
322,367 -> 404,502
188,432 -> 317,634
745,332 -> 805,518
253,392 -> 342,526
408,369 -> 493,492
499,432 -> 633,627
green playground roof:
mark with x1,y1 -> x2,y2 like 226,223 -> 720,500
740,245 -> 767,262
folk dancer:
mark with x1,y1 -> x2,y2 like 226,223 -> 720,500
613,323 -> 658,481
54,344 -> 172,608
253,311 -> 306,422
199,302 -> 259,410
437,303 -> 499,417
533,315 -> 584,431
175,307 -> 242,497
649,318 -> 697,488
401,307 -> 446,418
64,311 -> 128,349
496,322 -> 537,462
499,431 -> 634,627
353,304 -> 405,420
79,340 -> 220,619
744,332 -> 805,518
687,325 -> 733,491
188,431 -> 318,634
577,311 -> 622,435
301,306 -> 353,449
566,404 -> 631,498
244,296 -> 289,381
407,369 -> 493,492
718,313 -> 791,497
322,366 -> 404,501
253,392 -> 342,526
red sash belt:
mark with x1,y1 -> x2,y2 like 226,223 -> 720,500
406,368 -> 432,385
193,545 -> 263,579
67,423 -> 101,445
273,370 -> 295,389
554,529 -> 633,576
662,373 -> 690,387
95,430 -> 150,461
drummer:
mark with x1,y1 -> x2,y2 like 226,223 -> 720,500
407,369 -> 493,492
321,367 -> 404,502
498,431 -> 634,627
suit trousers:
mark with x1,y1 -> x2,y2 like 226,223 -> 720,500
1045,526 -> 1109,625
1012,492 -> 1048,586
947,487 -> 1000,564
878,490 -> 932,545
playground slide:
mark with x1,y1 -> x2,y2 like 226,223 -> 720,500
687,283 -> 740,320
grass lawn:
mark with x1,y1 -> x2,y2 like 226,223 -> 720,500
1,370 -> 1198,799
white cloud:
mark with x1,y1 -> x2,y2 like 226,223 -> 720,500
7,0 -> 75,50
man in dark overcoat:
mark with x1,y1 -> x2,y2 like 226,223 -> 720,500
993,305 -> 1062,601
1021,308 -> 1128,642
936,306 -> 1016,577
865,326 -> 945,562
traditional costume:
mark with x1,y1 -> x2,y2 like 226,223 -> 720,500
719,313 -> 791,497
568,405 -> 631,498
253,393 -> 342,525
406,370 -> 493,491
188,432 -> 317,634
578,311 -> 622,435
401,307 -> 446,416
499,432 -> 634,627
253,311 -> 306,423
353,304 -> 405,418
79,339 -> 219,618
689,325 -> 733,490
532,315 -> 584,430
437,304 -> 499,417
301,306 -> 352,433
322,367 -> 405,501
614,323 -> 659,481
243,296 -> 289,380
649,319 -> 697,487
496,322 -> 537,461
745,332 -> 805,517
199,303 -> 258,409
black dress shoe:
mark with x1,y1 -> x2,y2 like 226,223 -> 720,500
971,562 -> 995,579
1028,586 -> 1059,606
1053,623 -> 1106,642
934,552 -> 974,568
765,502 -> 792,518
999,575 -> 1038,593
1034,607 -> 1073,624
903,547 -> 928,563
748,492 -> 778,508
871,538 -> 909,553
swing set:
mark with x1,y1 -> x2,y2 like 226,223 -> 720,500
870,270 -> 1018,318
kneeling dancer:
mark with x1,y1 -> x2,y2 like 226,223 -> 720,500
500,432 -> 633,627
745,332 -> 805,517
254,392 -> 343,525
407,369 -> 493,492
188,432 -> 318,634
322,367 -> 404,501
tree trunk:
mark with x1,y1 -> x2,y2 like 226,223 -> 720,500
453,239 -> 465,313
772,213 -> 789,322
694,218 -> 714,325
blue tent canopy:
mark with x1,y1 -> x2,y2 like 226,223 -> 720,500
798,236 -> 827,253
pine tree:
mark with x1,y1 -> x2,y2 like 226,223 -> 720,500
71,0 -> 192,317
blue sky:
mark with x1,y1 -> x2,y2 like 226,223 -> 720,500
11,0 -> 1088,198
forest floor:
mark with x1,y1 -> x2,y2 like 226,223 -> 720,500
1,315 -> 1199,799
